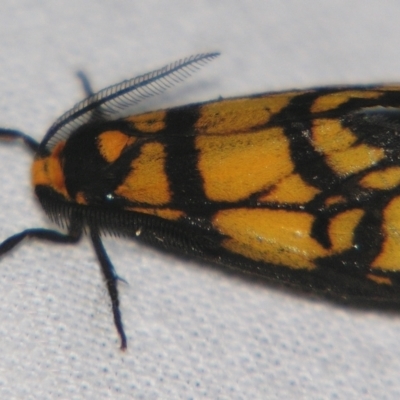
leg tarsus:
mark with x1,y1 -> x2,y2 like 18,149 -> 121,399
112,304 -> 127,351
90,230 -> 127,350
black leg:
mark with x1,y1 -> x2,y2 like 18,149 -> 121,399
90,229 -> 127,350
0,228 -> 81,255
76,71 -> 94,97
0,128 -> 39,153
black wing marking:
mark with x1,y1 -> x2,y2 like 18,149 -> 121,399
40,52 -> 220,152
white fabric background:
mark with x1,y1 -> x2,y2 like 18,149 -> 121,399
0,1 -> 400,399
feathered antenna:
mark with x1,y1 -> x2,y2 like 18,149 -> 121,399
41,52 -> 220,151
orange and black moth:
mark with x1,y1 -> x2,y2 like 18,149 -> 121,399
1,52 -> 400,349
